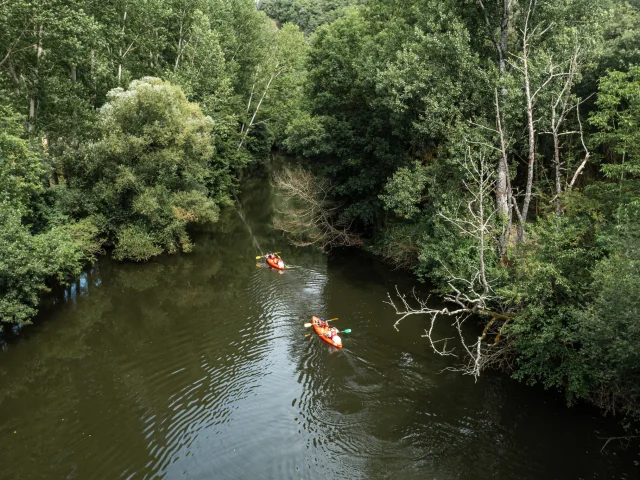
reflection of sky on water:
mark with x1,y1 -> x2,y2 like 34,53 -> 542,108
163,260 -> 330,478
63,272 -> 91,302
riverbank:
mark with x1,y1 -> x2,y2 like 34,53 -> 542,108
1,176 -> 638,478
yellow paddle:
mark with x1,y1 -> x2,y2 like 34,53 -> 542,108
304,318 -> 338,328
255,252 -> 280,259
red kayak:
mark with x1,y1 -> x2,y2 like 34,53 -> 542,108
266,254 -> 285,270
311,316 -> 343,348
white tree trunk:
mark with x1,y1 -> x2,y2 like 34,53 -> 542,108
118,10 -> 127,85
238,67 -> 280,151
495,89 -> 509,218
28,24 -> 44,132
175,12 -> 184,70
519,12 -> 535,240
568,102 -> 590,191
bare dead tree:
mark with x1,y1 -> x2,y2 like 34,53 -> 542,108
509,0 -> 564,240
115,9 -> 137,86
439,148 -> 496,295
549,52 -> 578,214
466,95 -> 514,262
518,2 -> 537,239
386,149 -> 514,379
494,89 -> 515,260
476,1 -> 513,256
272,166 -> 362,251
174,8 -> 188,70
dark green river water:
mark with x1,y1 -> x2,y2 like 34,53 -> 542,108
1,173 -> 638,479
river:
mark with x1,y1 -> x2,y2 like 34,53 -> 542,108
0,172 -> 637,479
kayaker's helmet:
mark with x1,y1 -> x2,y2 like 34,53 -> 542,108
278,260 -> 284,268
333,335 -> 342,347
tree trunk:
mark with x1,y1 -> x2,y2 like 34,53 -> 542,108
499,0 -> 509,75
495,89 -> 513,260
478,159 -> 490,296
118,10 -> 127,85
90,47 -> 96,104
28,24 -> 44,133
552,110 -> 562,216
495,89 -> 509,218
238,67 -> 280,151
519,23 -> 535,240
568,103 -> 590,191
175,12 -> 185,71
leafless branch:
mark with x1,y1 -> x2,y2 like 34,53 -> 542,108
567,101 -> 590,191
386,286 -> 513,380
598,435 -> 640,453
272,166 -> 362,251
0,31 -> 25,68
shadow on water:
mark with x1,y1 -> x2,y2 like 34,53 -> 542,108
0,166 -> 639,479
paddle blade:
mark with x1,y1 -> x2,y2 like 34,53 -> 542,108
341,329 -> 351,333
255,255 -> 263,259
327,318 -> 338,322
303,323 -> 312,328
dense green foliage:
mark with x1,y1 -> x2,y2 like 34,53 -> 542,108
61,78 -> 228,261
258,0 -> 359,34
0,208 -> 99,330
0,0 -> 307,329
2,0 -> 640,424
276,0 -> 640,422
0,106 -> 99,331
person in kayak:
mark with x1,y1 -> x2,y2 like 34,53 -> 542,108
325,327 -> 338,338
266,251 -> 285,269
325,327 -> 342,347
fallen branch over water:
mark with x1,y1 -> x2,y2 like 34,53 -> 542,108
598,435 -> 640,453
386,285 -> 515,379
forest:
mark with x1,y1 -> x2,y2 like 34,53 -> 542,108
1,0 -> 640,424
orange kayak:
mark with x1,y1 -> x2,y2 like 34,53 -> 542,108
266,255 -> 285,270
311,316 -> 343,348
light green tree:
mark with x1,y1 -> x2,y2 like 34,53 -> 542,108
62,77 -> 230,261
